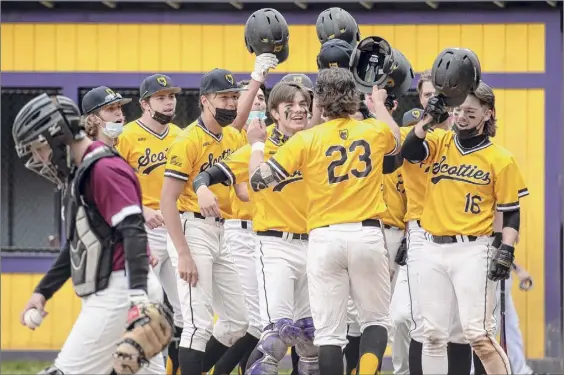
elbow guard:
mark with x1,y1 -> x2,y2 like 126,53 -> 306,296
116,213 -> 149,292
502,209 -> 520,232
250,163 -> 279,192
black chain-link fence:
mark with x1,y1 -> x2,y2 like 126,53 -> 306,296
1,88 -> 63,249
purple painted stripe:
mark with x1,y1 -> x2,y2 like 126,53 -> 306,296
542,12 -> 562,358
2,9 -> 557,24
1,253 -> 56,274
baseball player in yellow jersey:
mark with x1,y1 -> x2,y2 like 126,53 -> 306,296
400,72 -> 472,375
401,82 -> 528,375
160,69 -> 250,375
115,74 -> 184,374
192,81 -> 315,375
212,69 -> 274,375
246,68 -> 401,375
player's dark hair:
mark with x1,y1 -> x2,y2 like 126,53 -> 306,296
267,82 -> 312,121
417,69 -> 432,94
314,68 -> 359,119
237,79 -> 267,98
470,81 -> 497,137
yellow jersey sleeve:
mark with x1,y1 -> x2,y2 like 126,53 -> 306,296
266,133 -> 308,180
422,128 -> 446,163
115,132 -> 130,160
494,158 -> 529,212
364,117 -> 400,155
217,144 -> 252,185
164,136 -> 198,182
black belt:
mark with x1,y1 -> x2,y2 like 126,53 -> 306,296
432,235 -> 477,244
180,211 -> 224,223
318,219 -> 381,229
256,230 -> 309,241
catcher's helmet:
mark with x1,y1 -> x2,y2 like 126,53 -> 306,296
244,8 -> 289,63
349,36 -> 394,94
316,7 -> 360,48
13,93 -> 83,188
317,39 -> 353,70
431,47 -> 482,106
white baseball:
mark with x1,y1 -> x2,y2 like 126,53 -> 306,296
24,308 -> 43,329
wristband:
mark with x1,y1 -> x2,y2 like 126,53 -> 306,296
251,142 -> 265,153
492,232 -> 502,249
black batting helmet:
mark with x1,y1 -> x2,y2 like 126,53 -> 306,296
431,47 -> 482,106
13,94 -> 83,188
349,36 -> 394,94
244,8 -> 290,63
317,39 -> 353,70
316,7 -> 360,48
383,49 -> 415,98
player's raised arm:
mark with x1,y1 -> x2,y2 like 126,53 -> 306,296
370,87 -> 401,152
230,54 -> 278,131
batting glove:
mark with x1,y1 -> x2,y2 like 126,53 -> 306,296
252,53 -> 279,83
423,94 -> 449,129
487,244 -> 515,281
394,238 -> 407,266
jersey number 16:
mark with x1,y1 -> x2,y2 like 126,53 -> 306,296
464,193 -> 482,214
325,140 -> 372,185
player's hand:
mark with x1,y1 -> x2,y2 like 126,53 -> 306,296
178,252 -> 198,286
149,254 -> 159,268
394,238 -> 407,266
488,244 -> 515,281
247,118 -> 267,145
251,53 -> 279,83
196,186 -> 221,218
370,88 -> 389,107
423,94 -> 449,127
20,293 -> 47,327
143,207 -> 165,230
513,264 -> 533,291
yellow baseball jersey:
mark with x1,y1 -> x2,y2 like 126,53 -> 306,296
400,126 -> 445,222
116,120 -> 181,210
164,119 -> 244,219
229,127 -> 252,221
218,127 -> 307,233
267,117 -> 398,231
381,169 -> 407,229
420,131 -> 529,236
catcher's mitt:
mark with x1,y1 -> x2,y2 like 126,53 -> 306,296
113,302 -> 174,375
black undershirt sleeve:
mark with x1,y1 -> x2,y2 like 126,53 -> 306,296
34,245 -> 71,300
401,128 -> 427,162
192,166 -> 229,192
116,213 -> 149,292
383,153 -> 403,174
502,209 -> 520,232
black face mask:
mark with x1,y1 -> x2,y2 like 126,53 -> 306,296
453,116 -> 486,139
151,110 -> 175,125
213,107 -> 237,127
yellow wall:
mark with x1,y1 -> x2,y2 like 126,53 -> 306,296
0,22 -> 546,359
1,23 -> 545,73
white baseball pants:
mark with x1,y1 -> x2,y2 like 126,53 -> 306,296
167,212 -> 249,352
418,234 -> 510,374
256,234 -> 310,326
224,219 -> 262,339
308,223 -> 391,348
53,270 -> 165,374
147,225 -> 183,328
406,220 -> 466,345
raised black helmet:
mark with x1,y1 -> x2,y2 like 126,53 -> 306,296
316,7 -> 360,48
244,8 -> 290,63
431,47 -> 482,106
349,36 -> 394,94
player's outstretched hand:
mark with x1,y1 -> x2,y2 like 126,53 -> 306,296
20,292 -> 47,327
247,118 -> 267,145
513,264 -> 533,291
143,207 -> 165,230
251,53 -> 279,83
371,88 -> 388,107
178,252 -> 198,287
488,244 -> 515,281
196,185 -> 221,218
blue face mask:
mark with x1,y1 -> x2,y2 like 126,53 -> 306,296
247,110 -> 267,125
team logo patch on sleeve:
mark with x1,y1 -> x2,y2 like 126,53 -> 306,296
340,129 -> 349,140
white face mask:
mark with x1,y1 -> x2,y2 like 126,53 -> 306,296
102,122 -> 123,139
247,110 -> 267,125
